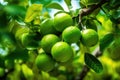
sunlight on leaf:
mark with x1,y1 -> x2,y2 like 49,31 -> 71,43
24,4 -> 42,23
22,64 -> 34,80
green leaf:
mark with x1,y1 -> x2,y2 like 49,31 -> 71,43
30,0 -> 51,4
4,5 -> 26,18
64,0 -> 71,6
46,2 -> 64,10
84,53 -> 103,73
100,32 -> 114,52
5,49 -> 29,61
109,0 -> 120,8
24,4 -> 43,23
80,0 -> 101,7
21,64 -> 34,80
110,10 -> 120,20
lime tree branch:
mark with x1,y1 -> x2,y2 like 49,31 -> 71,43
79,0 -> 108,17
75,0 -> 109,80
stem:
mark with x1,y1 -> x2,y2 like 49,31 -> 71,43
75,0 -> 109,80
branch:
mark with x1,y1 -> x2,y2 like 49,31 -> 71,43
75,0 -> 109,80
80,0 -> 109,17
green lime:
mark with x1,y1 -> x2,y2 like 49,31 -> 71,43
51,42 -> 73,62
62,26 -> 81,43
40,34 -> 60,53
40,18 -> 58,35
81,29 -> 98,47
21,33 -> 39,50
54,13 -> 73,32
35,53 -> 55,72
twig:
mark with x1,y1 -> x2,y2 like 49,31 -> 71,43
79,0 -> 109,17
75,0 -> 109,80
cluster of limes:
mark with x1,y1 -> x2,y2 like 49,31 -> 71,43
15,13 -> 99,72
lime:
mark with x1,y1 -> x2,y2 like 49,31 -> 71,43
54,13 -> 73,32
40,18 -> 58,35
51,42 -> 73,62
62,26 -> 81,43
40,34 -> 60,53
81,29 -> 98,47
35,53 -> 55,72
21,33 -> 39,50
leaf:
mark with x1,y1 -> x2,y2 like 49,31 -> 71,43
80,0 -> 101,7
109,0 -> 120,8
64,0 -> 71,6
111,10 -> 120,20
41,71 -> 50,80
46,2 -> 64,10
84,53 -> 103,73
4,5 -> 26,18
24,4 -> 42,23
100,32 -> 114,52
21,64 -> 34,80
30,0 -> 51,5
5,49 -> 29,61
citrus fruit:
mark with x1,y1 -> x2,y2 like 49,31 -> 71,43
51,42 -> 73,62
40,18 -> 58,35
54,13 -> 73,32
40,34 -> 60,53
21,33 -> 39,50
62,26 -> 81,43
81,29 -> 98,47
35,53 -> 55,72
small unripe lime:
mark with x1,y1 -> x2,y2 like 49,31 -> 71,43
40,34 -> 60,53
51,42 -> 73,62
62,26 -> 81,43
54,13 -> 73,32
21,33 -> 39,50
81,29 -> 99,47
40,18 -> 58,35
35,54 -> 55,72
